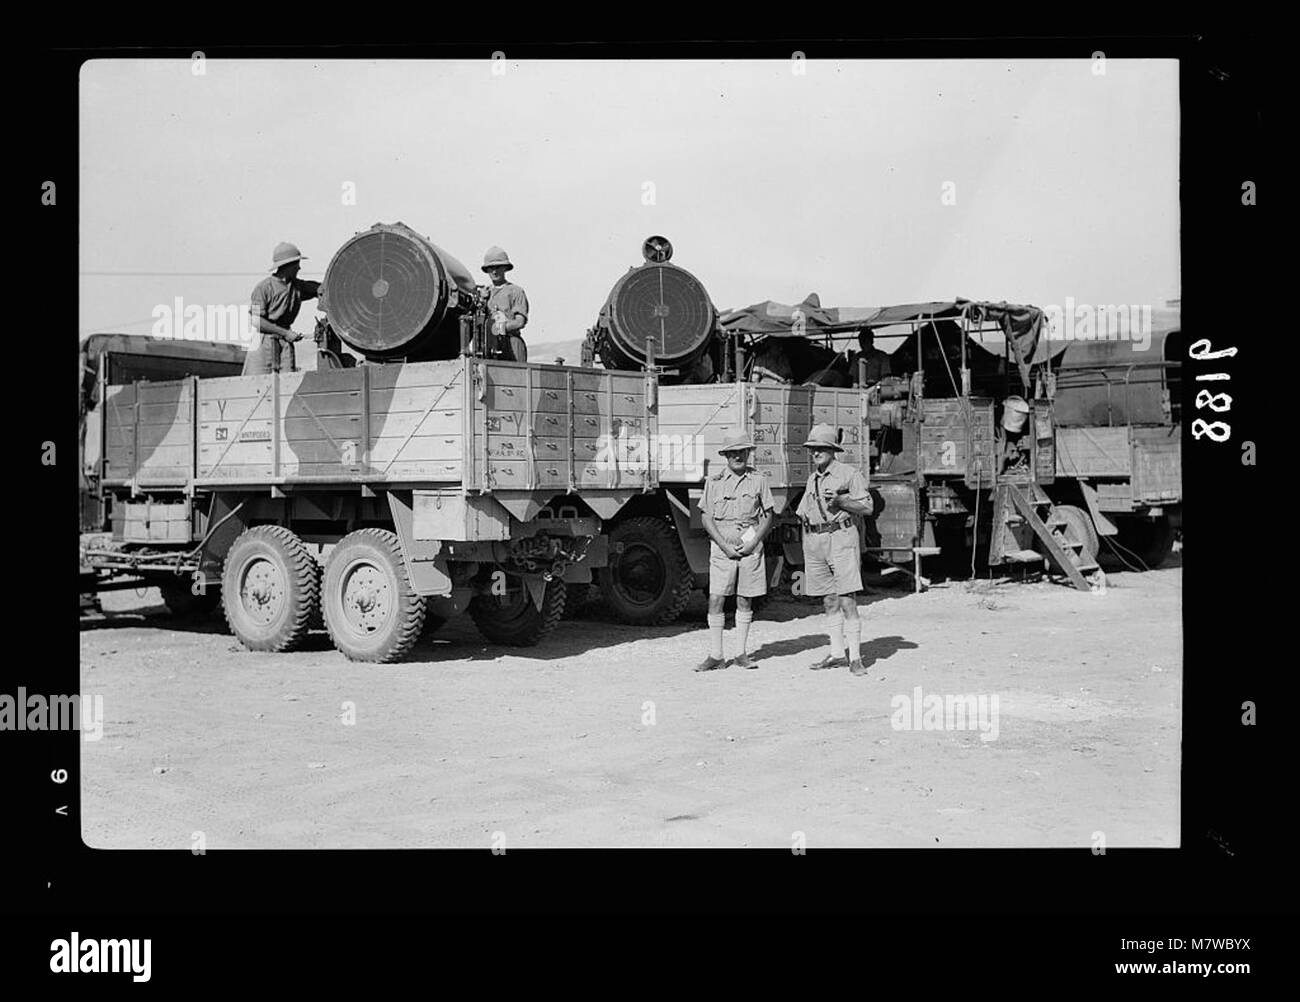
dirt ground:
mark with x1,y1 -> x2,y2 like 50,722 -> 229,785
80,556 -> 1182,849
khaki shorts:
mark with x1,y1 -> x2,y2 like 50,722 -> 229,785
802,522 -> 862,596
709,540 -> 768,598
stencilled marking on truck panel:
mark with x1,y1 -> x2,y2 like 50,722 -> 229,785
214,427 -> 228,441
487,439 -> 523,457
239,430 -> 271,442
485,413 -> 525,436
609,417 -> 646,435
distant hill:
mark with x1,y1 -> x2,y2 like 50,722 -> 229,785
526,338 -> 591,366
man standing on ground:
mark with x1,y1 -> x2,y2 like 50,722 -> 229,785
481,246 -> 529,362
695,431 -> 776,672
244,242 -> 320,376
796,424 -> 875,676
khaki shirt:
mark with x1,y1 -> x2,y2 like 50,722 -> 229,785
487,282 -> 529,332
795,459 -> 870,526
244,275 -> 320,376
251,275 -> 319,329
701,467 -> 776,528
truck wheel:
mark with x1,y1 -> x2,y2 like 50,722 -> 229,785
600,516 -> 695,626
322,528 -> 427,663
222,526 -> 320,652
1039,504 -> 1099,564
469,575 -> 565,646
160,581 -> 221,618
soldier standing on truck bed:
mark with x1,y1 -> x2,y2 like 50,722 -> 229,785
481,246 -> 529,362
695,431 -> 776,672
796,424 -> 875,676
243,242 -> 321,376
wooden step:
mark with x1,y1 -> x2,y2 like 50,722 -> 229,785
1004,549 -> 1045,564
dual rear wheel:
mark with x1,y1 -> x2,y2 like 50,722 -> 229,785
222,525 -> 424,663
221,525 -> 561,660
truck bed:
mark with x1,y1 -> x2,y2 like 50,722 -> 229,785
102,357 -> 658,494
1054,424 -> 1181,509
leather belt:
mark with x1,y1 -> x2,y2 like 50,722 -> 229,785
805,520 -> 852,535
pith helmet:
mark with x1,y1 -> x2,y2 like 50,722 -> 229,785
270,242 -> 307,271
719,430 -> 755,455
482,246 -> 514,271
803,424 -> 843,451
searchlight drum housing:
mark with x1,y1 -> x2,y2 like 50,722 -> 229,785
596,235 -> 717,374
642,234 -> 673,264
321,221 -> 478,362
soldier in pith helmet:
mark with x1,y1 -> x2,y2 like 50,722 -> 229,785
243,242 -> 321,376
481,246 -> 529,362
695,430 -> 776,672
796,424 -> 875,676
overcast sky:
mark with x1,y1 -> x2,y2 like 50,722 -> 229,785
80,57 -> 1178,349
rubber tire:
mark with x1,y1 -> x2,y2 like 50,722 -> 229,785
160,581 -> 221,618
561,582 -> 591,619
221,526 -> 320,652
600,516 -> 695,626
322,528 -> 427,663
1038,504 -> 1099,564
469,576 -> 566,647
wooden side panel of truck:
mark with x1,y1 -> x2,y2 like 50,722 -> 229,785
656,382 -> 869,496
103,357 -> 657,495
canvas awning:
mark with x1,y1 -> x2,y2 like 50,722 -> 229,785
719,296 -> 1065,384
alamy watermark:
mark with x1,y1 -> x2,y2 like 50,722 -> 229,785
1,688 -> 103,740
594,429 -> 706,474
50,933 -> 151,982
151,297 -> 258,344
1042,299 -> 1152,351
890,685 -> 1000,742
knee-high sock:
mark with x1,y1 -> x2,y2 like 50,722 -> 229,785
844,616 -> 862,661
825,610 -> 845,659
735,608 -> 753,654
707,613 -> 725,659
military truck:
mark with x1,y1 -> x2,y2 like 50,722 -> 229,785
582,238 -> 875,624
80,334 -> 248,614
583,243 -> 1157,616
706,298 -> 1182,587
82,223 -> 658,662
1047,305 -> 1182,569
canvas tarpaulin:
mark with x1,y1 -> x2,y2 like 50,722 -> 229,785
719,297 -> 1060,385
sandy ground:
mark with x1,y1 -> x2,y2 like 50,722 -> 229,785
80,559 -> 1182,849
